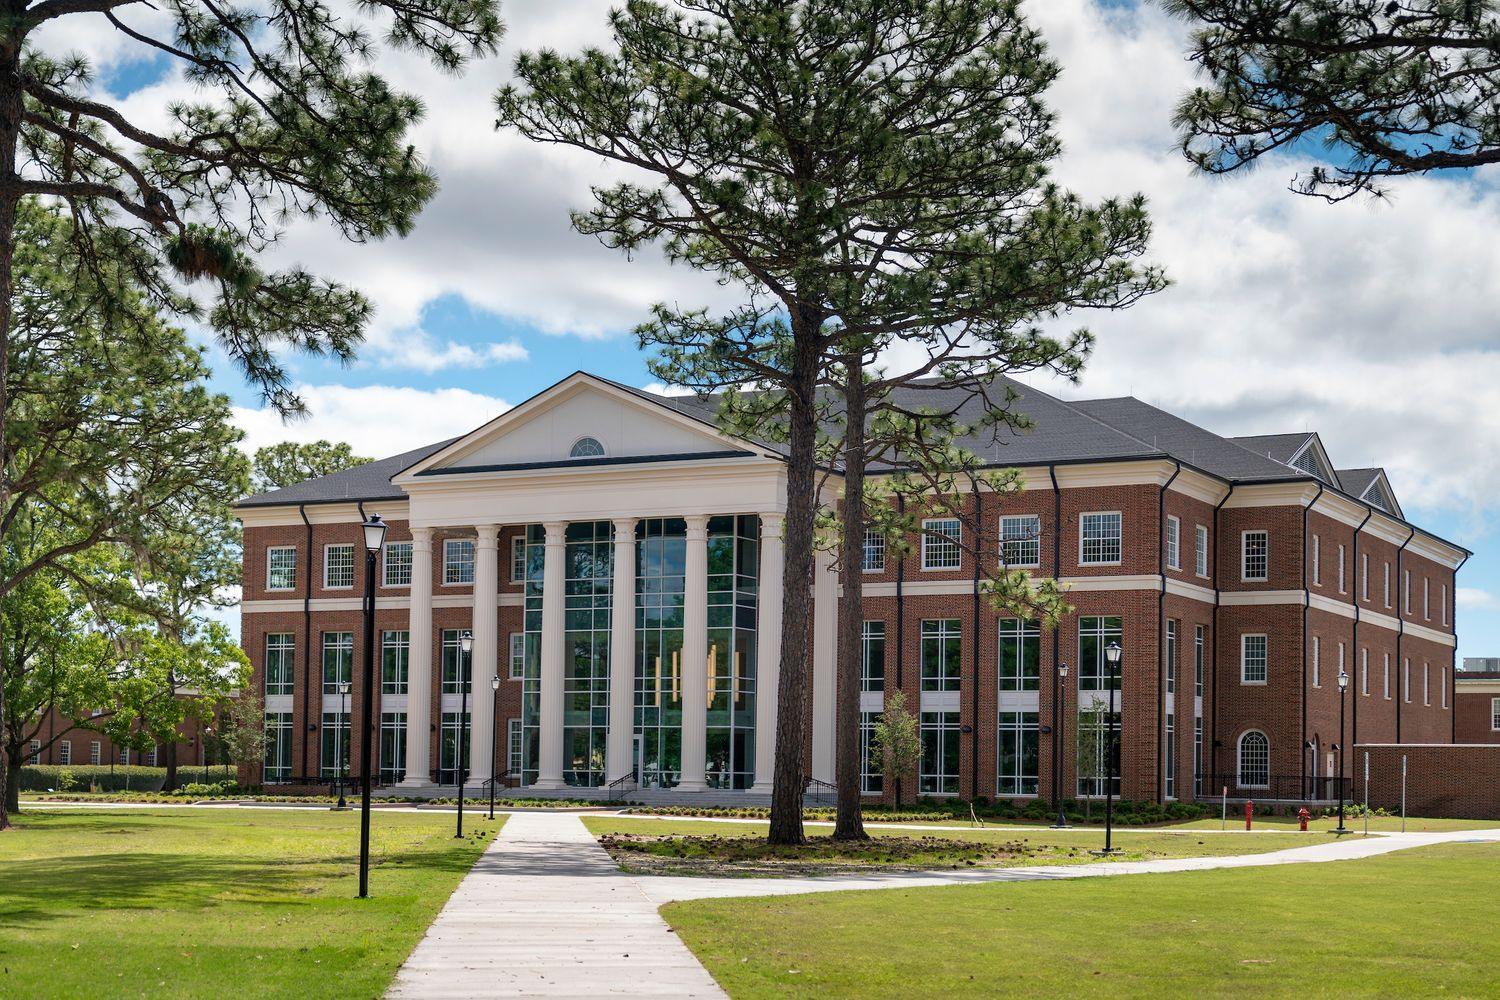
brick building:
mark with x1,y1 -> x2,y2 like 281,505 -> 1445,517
20,705 -> 214,770
237,372 -> 1467,804
1455,665 -> 1500,745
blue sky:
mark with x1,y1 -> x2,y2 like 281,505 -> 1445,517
65,0 -> 1500,661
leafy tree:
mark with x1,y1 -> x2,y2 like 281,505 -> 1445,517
251,441 -> 371,493
869,691 -> 921,806
217,694 -> 270,784
498,0 -> 1161,843
1165,0 -> 1500,200
1075,696 -> 1114,821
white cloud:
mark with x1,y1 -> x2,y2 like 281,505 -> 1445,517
1457,588 -> 1500,611
379,335 -> 529,373
640,382 -> 698,398
233,384 -> 511,458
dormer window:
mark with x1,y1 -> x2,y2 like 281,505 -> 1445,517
569,436 -> 606,458
1289,440 -> 1333,484
1363,480 -> 1392,513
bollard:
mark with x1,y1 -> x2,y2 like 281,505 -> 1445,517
1245,800 -> 1254,831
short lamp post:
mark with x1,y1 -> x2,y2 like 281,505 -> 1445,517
335,679 -> 351,810
488,674 -> 501,820
456,630 -> 473,839
357,512 -> 387,898
1052,662 -> 1070,829
1336,668 -> 1350,836
1100,640 -> 1123,855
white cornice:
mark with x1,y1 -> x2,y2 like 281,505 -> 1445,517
239,499 -> 410,528
1054,458 -> 1179,490
1408,534 -> 1466,569
1224,482 -> 1322,510
1455,680 -> 1500,695
1405,621 -> 1458,647
1168,468 -> 1230,505
1222,589 -> 1308,607
1165,578 -> 1218,604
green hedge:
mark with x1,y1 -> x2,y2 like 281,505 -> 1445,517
17,765 -> 238,793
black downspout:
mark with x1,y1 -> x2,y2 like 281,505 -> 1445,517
894,494 -> 906,805
1453,552 -> 1470,743
1210,485 -> 1234,791
971,489 -> 983,801
357,500 -> 371,784
1349,505 -> 1372,776
1157,462 -> 1181,804
1395,526 -> 1416,744
299,503 -> 314,781
1048,464 -> 1063,809
1301,484 -> 1325,798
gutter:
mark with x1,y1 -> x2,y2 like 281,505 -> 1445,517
971,488 -> 983,801
1452,551 -> 1471,744
895,493 -> 905,689
1395,525 -> 1416,743
1048,464 -> 1063,803
1210,484 -> 1235,788
1157,461 -> 1181,804
1349,504 -> 1373,764
1300,482 -> 1325,796
299,503 -> 313,780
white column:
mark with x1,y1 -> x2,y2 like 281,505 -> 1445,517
751,513 -> 785,793
811,547 -> 838,784
606,517 -> 638,782
678,514 -> 710,791
398,528 -> 434,788
534,521 -> 568,789
467,524 -> 499,788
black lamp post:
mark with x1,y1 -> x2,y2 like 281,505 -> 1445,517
488,674 -> 501,820
1052,662 -> 1070,829
1335,668 -> 1350,835
1100,640 -> 1123,855
335,679 -> 351,810
357,512 -> 386,898
455,630 -> 472,838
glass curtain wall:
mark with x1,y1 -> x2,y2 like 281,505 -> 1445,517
563,521 -> 612,786
636,518 -> 686,787
705,515 -> 758,789
520,525 -> 544,784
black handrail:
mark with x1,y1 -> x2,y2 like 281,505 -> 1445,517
804,777 -> 836,805
606,768 -> 638,803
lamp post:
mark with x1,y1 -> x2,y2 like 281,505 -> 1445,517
335,679 -> 351,810
1052,662 -> 1070,829
489,674 -> 501,820
455,630 -> 472,838
357,512 -> 386,899
1100,640 -> 1123,855
1335,668 -> 1350,835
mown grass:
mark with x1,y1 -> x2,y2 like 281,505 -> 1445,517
0,808 -> 498,998
665,842 -> 1500,998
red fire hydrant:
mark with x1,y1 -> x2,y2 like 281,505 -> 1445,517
1298,807 -> 1311,832
1245,800 -> 1254,830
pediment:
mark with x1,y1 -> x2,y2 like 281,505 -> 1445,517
396,373 -> 763,480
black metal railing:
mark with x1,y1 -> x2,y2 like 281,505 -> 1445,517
606,768 -> 638,803
1202,773 -> 1349,803
804,777 -> 836,805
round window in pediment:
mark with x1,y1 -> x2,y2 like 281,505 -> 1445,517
569,436 -> 606,459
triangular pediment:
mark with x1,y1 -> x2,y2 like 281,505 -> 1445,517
395,373 -> 767,481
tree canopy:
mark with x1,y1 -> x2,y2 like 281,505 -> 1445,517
252,441 -> 371,494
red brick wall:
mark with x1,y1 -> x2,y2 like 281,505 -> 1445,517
1359,744 -> 1500,819
1455,687 -> 1500,744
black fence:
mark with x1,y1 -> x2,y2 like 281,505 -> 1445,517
1203,773 -> 1349,803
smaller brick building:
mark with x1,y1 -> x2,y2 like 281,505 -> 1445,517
18,705 -> 216,770
1454,669 -> 1500,745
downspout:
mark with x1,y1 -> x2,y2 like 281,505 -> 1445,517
299,503 -> 314,780
1210,484 -> 1235,789
1300,483 -> 1325,797
358,500 -> 370,781
1395,525 -> 1416,744
1453,552 -> 1471,743
1348,504 -> 1373,772
894,493 -> 906,805
1048,464 -> 1063,806
971,487 -> 982,801
1157,461 -> 1181,804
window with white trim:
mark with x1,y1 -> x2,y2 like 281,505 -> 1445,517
861,712 -> 884,794
89,741 -> 101,765
381,630 -> 409,695
1360,648 -> 1369,696
921,518 -> 962,571
1237,731 -> 1270,789
1442,667 -> 1448,709
998,618 -> 1040,692
1241,634 -> 1268,684
1311,636 -> 1320,688
508,718 -> 524,774
1000,514 -> 1041,568
1337,641 -> 1345,688
920,711 -> 960,795
1165,515 -> 1180,571
511,535 -> 527,583
1361,553 -> 1369,601
1423,662 -> 1430,705
1403,658 -> 1411,703
1336,544 -> 1345,593
1404,569 -> 1411,613
58,740 -> 71,765
1384,653 -> 1392,700
28,739 -> 40,764
1442,584 -> 1449,626
1384,562 -> 1392,608
265,632 -> 295,696
1311,535 -> 1321,586
324,544 -> 355,589
862,527 -> 886,572
997,711 -> 1039,796
1423,577 -> 1431,620
1241,531 -> 1268,582
1165,619 -> 1178,694
1194,624 -> 1205,697
509,632 -> 526,681
1080,512 -> 1122,566
1078,616 -> 1124,692
569,436 -> 606,458
444,538 -> 475,585
862,620 -> 886,692
921,619 -> 962,691
1491,697 -> 1500,732
383,541 -> 412,587
267,546 -> 297,591
1195,524 -> 1209,577
1165,712 -> 1176,799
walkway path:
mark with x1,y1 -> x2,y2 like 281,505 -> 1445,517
388,811 -> 725,999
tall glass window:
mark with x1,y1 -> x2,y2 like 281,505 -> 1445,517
921,619 -> 962,692
264,713 -> 292,782
564,521 -> 613,787
1165,619 -> 1178,694
321,632 -> 353,694
861,620 -> 886,692
706,515 -> 758,789
860,712 -> 883,794
444,538 -> 475,585
267,546 -> 297,591
1077,707 -> 1120,797
319,711 -> 349,780
439,711 -> 470,785
380,711 -> 407,784
383,541 -> 412,587
921,518 -> 962,570
1194,624 -> 1206,697
997,711 -> 1039,795
636,518 -> 686,788
920,711 -> 960,794
264,633 -> 294,696
1078,616 -> 1123,691
382,630 -> 409,695
861,527 -> 886,572
520,525 -> 544,784
441,628 -> 471,694
998,618 -> 1040,691
1000,515 -> 1041,567
1165,713 -> 1176,799
1194,717 -> 1204,796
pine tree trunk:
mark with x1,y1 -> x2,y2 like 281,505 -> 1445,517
767,313 -> 822,846
0,37 -> 22,833
4,752 -> 18,814
832,366 -> 867,840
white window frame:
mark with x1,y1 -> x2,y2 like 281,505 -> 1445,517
1000,514 -> 1041,569
266,545 -> 298,592
1360,647 -> 1369,696
1241,530 -> 1268,583
1441,584 -> 1449,626
1336,544 -> 1346,594
1237,731 -> 1270,789
1195,524 -> 1209,578
1404,657 -> 1412,703
1360,553 -> 1369,601
510,535 -> 527,583
1423,662 -> 1430,705
1079,511 -> 1123,566
90,741 -> 102,765
1441,667 -> 1448,709
1423,577 -> 1431,620
1311,636 -> 1320,688
921,518 -> 962,571
1311,535 -> 1321,586
1384,562 -> 1392,608
1383,653 -> 1392,700
509,632 -> 526,681
1404,569 -> 1411,613
1164,515 -> 1180,571
383,540 -> 413,588
862,527 -> 887,573
444,538 -> 476,586
508,718 -> 524,774
1240,633 -> 1268,685
58,740 -> 71,765
323,543 -> 355,590
1491,697 -> 1500,732
28,739 -> 40,764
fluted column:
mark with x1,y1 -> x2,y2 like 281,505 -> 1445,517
398,528 -> 434,788
534,521 -> 568,789
606,517 -> 638,782
678,514 -> 710,791
751,513 -> 784,793
811,547 -> 837,783
467,524 -> 499,788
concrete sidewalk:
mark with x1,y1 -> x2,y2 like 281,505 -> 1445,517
388,811 -> 725,999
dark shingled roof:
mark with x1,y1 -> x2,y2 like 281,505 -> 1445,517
238,439 -> 459,507
1067,398 -> 1298,482
1230,432 -> 1314,464
1336,467 -> 1381,497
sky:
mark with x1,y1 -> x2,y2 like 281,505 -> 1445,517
42,0 -> 1500,660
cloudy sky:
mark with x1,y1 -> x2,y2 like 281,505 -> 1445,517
48,0 -> 1500,659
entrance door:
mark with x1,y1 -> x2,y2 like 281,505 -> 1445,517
633,734 -> 647,787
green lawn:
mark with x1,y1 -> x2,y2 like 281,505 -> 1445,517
583,817 -> 1329,876
1171,813 -> 1499,833
665,842 -> 1500,998
0,808 -> 498,998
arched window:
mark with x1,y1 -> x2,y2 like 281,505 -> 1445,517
569,437 -> 605,459
1238,731 -> 1270,789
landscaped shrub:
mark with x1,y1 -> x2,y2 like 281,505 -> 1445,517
18,765 -> 242,794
